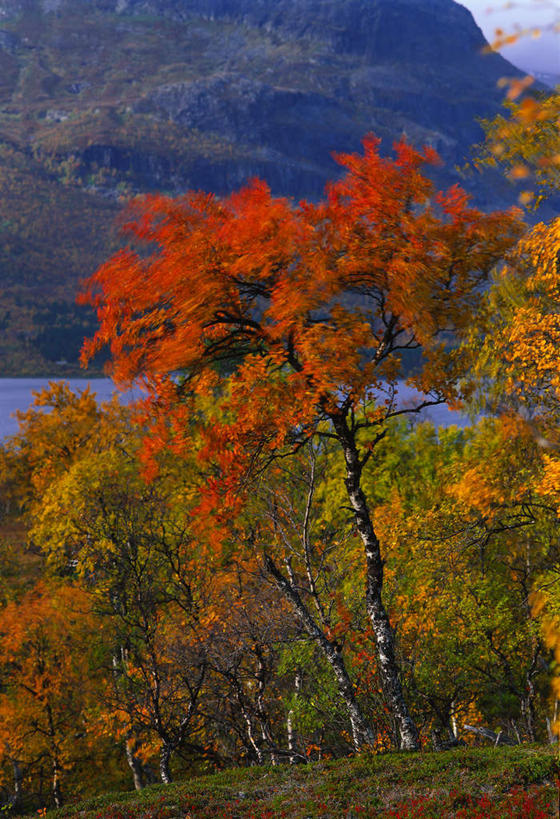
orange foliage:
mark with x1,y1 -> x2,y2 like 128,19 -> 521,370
478,217 -> 560,435
0,582 -> 103,803
80,136 -> 523,500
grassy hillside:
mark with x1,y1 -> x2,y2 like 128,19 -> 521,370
46,747 -> 559,818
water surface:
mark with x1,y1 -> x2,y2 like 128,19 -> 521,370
0,378 -> 137,440
0,378 -> 472,441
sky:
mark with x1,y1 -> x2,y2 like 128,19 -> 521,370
458,0 -> 560,75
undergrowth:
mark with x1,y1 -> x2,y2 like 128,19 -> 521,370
45,746 -> 560,818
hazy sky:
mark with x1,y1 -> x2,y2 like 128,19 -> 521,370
458,0 -> 559,74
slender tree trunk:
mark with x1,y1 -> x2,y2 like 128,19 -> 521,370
46,702 -> 63,808
547,700 -> 559,745
522,651 -> 538,742
52,757 -> 62,810
159,742 -> 173,784
125,733 -> 145,791
264,554 -> 374,751
287,709 -> 296,763
450,702 -> 458,740
521,692 -> 536,742
255,655 -> 278,765
331,413 -> 420,751
11,758 -> 23,812
260,725 -> 277,765
239,697 -> 264,764
287,670 -> 304,764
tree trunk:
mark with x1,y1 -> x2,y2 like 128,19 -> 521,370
264,554 -> 374,752
521,695 -> 536,742
159,742 -> 173,784
450,702 -> 458,739
330,413 -> 420,751
255,655 -> 278,765
239,699 -> 264,764
52,758 -> 62,810
46,702 -> 63,808
287,670 -> 304,764
287,709 -> 296,764
11,758 -> 23,812
522,656 -> 538,742
547,700 -> 559,745
125,733 -> 145,791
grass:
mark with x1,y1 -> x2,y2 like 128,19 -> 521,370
46,746 -> 560,818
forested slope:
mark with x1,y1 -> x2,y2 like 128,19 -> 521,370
0,0 -> 524,373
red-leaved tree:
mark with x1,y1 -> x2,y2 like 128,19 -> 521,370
80,136 -> 523,750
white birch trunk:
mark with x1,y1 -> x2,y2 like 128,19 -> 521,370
330,413 -> 420,751
264,554 -> 374,751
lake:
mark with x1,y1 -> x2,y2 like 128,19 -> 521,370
0,378 -> 140,440
0,378 -> 473,441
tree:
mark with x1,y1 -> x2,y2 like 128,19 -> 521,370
476,91 -> 560,208
248,441 -> 377,752
0,582 -> 103,809
80,135 -> 524,750
371,417 -> 555,744
1,384 -> 215,787
468,217 -> 560,434
29,416 -> 212,786
200,565 -> 299,766
0,381 -> 130,520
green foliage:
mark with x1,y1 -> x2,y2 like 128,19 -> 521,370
277,643 -> 351,737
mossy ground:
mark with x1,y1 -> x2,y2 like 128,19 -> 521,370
46,746 -> 560,818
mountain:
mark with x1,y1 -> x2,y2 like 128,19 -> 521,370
0,0 -> 524,375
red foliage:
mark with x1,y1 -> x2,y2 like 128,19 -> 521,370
80,136 -> 523,505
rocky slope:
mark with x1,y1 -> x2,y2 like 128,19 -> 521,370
0,0 -> 524,374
